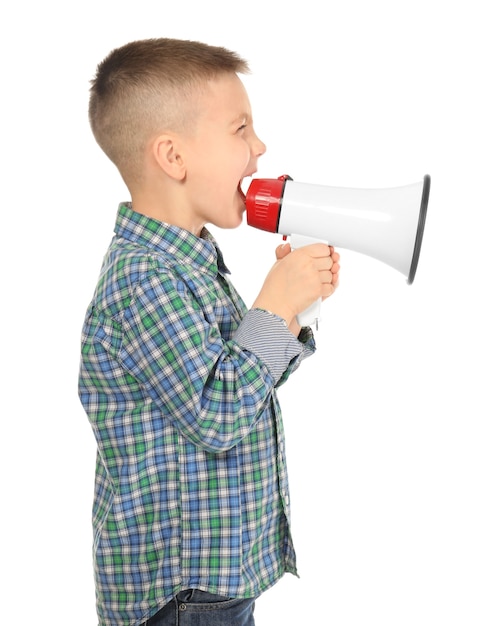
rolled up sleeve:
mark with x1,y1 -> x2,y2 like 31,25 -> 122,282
233,308 -> 316,386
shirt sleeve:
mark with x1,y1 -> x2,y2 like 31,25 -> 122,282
232,308 -> 316,386
117,271 -> 314,453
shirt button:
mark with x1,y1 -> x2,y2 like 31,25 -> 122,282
179,603 -> 187,611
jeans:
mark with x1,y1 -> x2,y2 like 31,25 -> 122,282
145,589 -> 256,626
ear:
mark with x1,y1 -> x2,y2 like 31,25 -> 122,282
151,134 -> 186,181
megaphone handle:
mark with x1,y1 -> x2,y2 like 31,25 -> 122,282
296,297 -> 322,329
290,233 -> 328,329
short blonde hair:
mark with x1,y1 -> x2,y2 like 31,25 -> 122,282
89,38 -> 249,184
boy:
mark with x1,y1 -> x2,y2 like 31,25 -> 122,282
79,38 -> 340,626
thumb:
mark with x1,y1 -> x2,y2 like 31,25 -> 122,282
275,242 -> 292,261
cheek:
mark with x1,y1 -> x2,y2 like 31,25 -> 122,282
196,139 -> 249,190
228,138 -> 251,169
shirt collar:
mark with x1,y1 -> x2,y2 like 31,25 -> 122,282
115,203 -> 231,275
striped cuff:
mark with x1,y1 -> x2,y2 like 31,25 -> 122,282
233,308 -> 312,384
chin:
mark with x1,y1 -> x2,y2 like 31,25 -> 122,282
223,213 -> 244,230
226,199 -> 246,229
210,210 -> 243,231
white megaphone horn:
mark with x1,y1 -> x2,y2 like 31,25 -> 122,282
246,174 -> 431,328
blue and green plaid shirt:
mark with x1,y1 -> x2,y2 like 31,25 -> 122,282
79,203 -> 316,625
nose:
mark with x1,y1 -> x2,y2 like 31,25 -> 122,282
251,131 -> 266,157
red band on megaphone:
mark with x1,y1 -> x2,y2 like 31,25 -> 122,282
246,176 -> 291,233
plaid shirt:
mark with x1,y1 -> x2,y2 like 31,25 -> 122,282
79,203 -> 316,626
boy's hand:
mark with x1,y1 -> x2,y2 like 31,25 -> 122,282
252,242 -> 340,328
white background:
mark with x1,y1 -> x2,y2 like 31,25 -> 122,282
2,1 -> 503,624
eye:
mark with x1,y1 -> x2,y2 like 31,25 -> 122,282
237,123 -> 247,133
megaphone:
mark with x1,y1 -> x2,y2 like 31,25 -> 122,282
246,174 -> 430,327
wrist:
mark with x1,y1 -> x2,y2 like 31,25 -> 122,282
251,297 -> 295,327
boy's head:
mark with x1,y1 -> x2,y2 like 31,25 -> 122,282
89,38 -> 266,234
89,38 -> 250,186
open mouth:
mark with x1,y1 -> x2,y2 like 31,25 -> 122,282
238,177 -> 252,204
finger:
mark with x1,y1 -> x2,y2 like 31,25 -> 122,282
314,255 -> 334,271
275,243 -> 292,260
304,243 -> 332,258
331,261 -> 340,274
320,281 -> 336,298
319,270 -> 334,284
